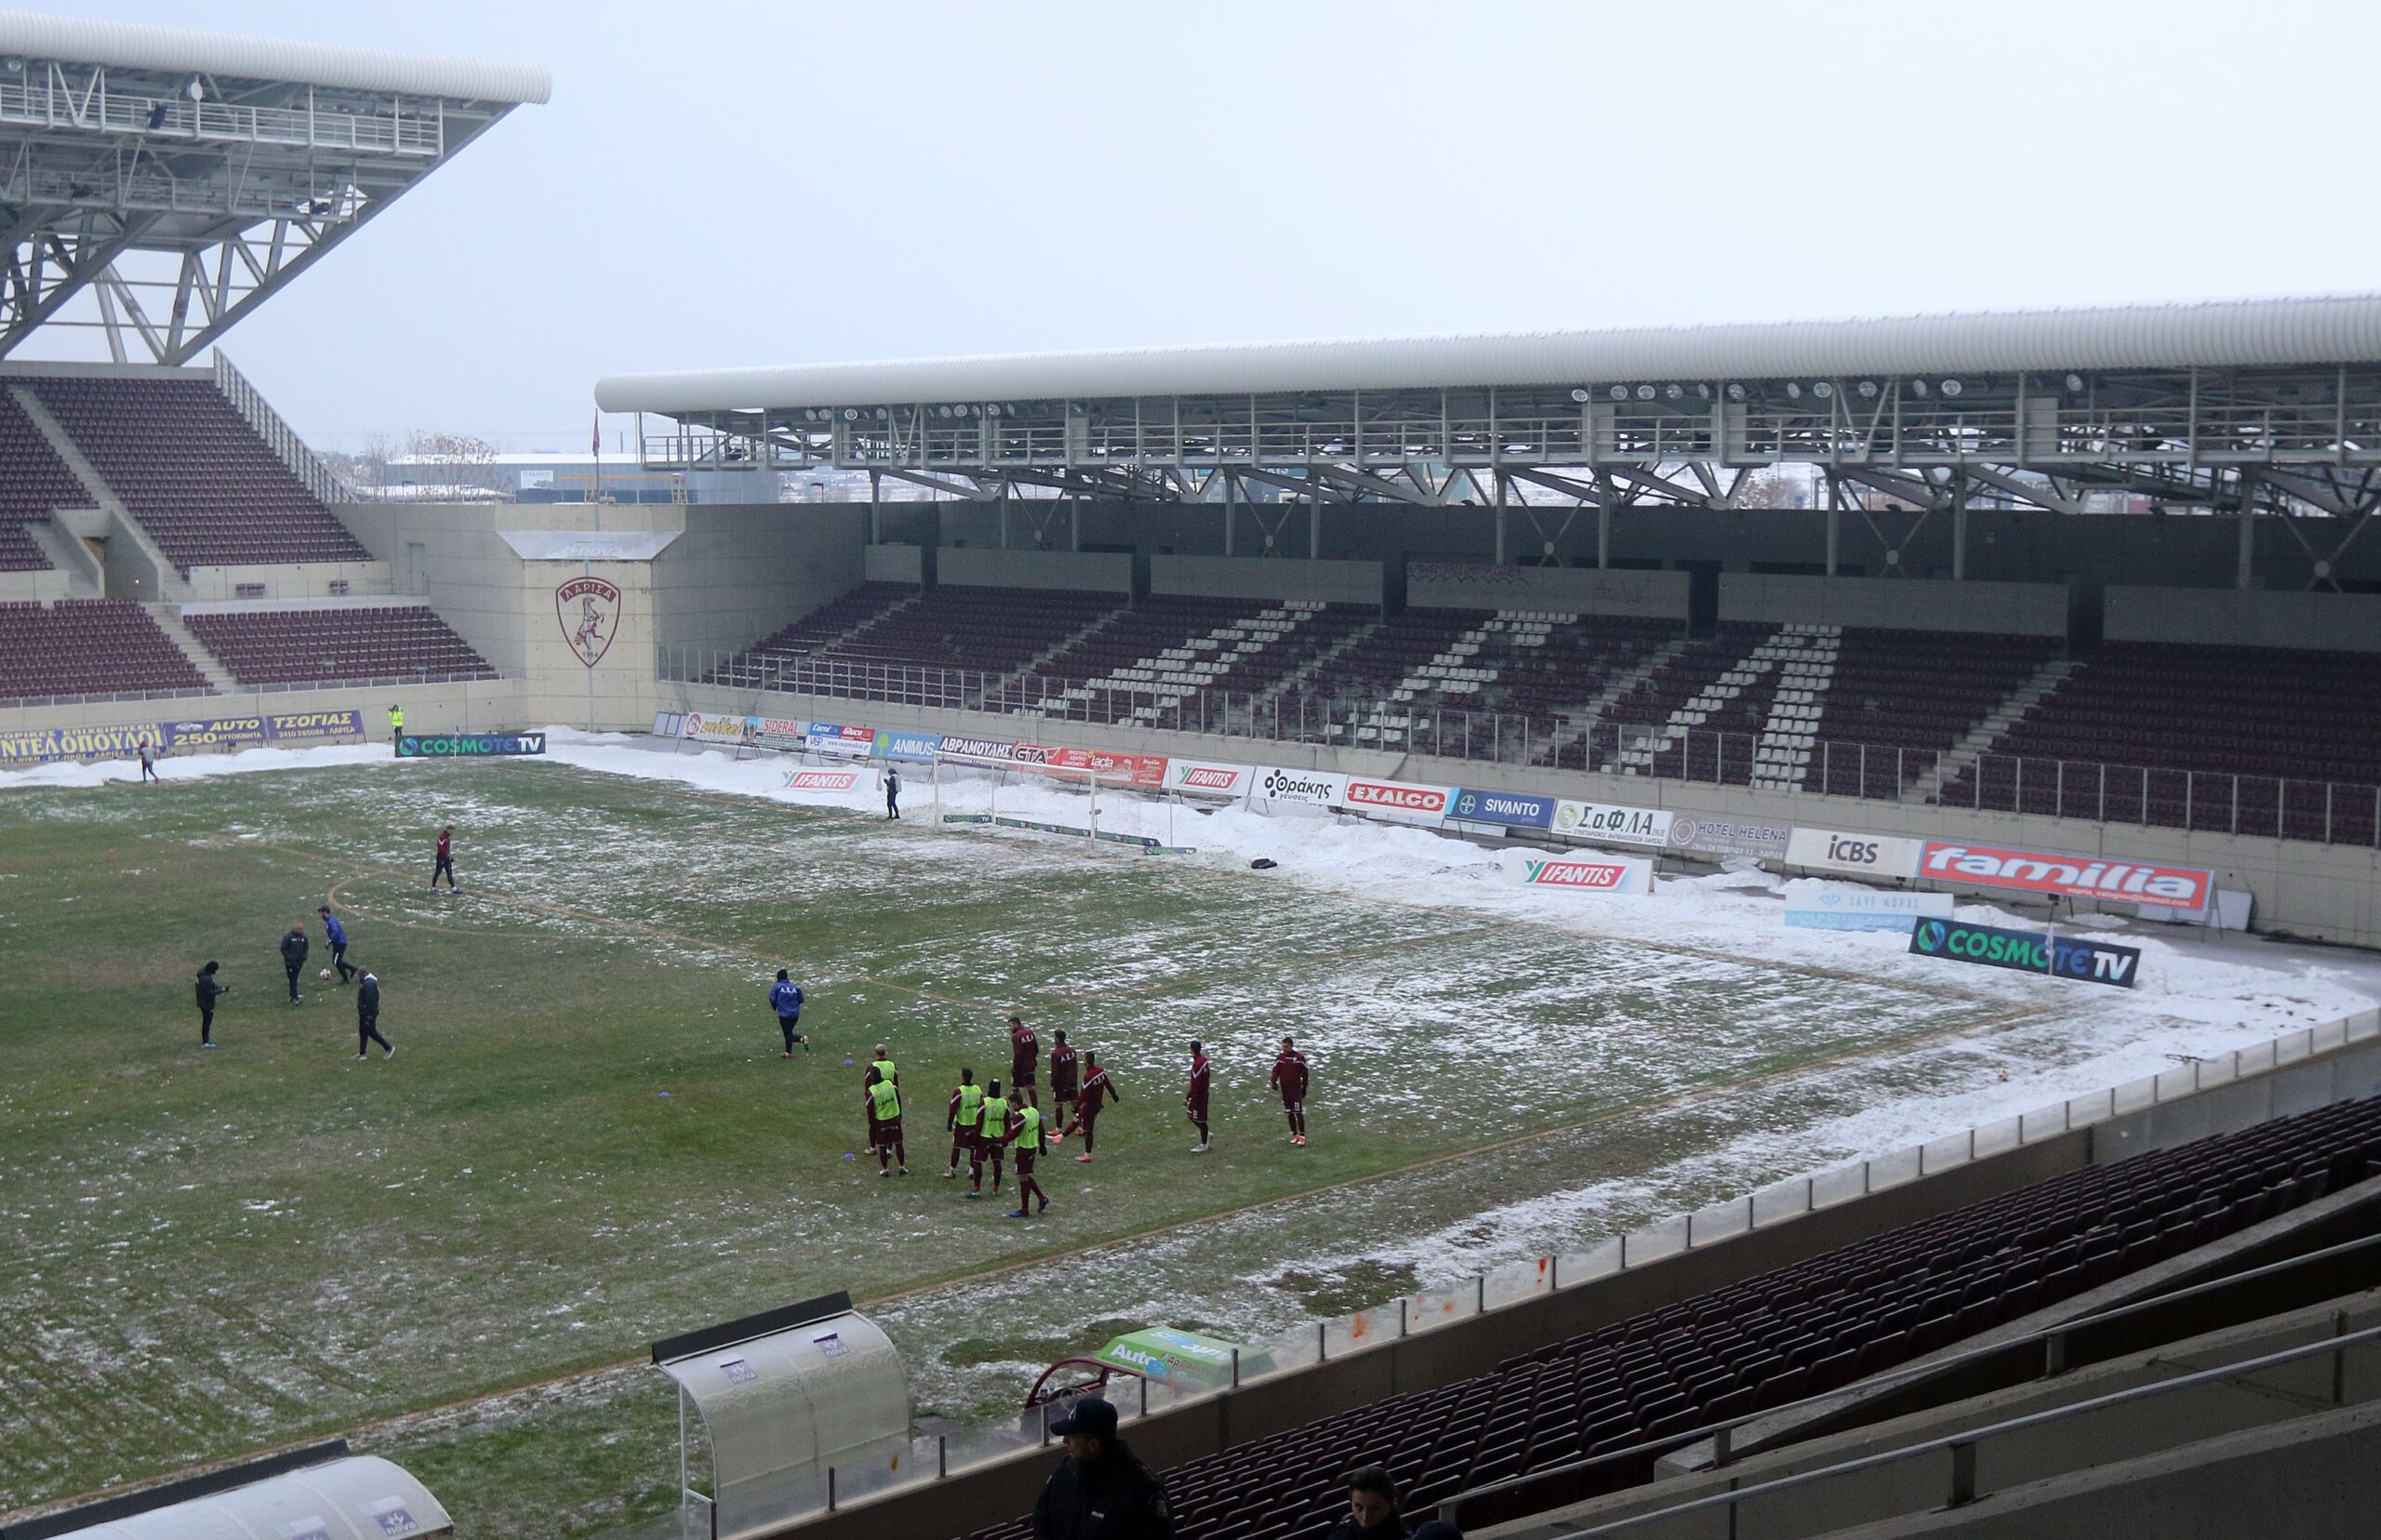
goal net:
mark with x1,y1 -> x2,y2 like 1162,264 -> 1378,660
928,751 -> 1190,851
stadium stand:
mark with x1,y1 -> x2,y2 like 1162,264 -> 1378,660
0,392 -> 87,573
966,1089 -> 2381,1540
1942,640 -> 2381,842
23,378 -> 373,575
1806,629 -> 2063,798
0,598 -> 211,704
182,605 -> 498,688
710,585 -> 1126,701
1012,595 -> 1324,724
706,582 -> 921,687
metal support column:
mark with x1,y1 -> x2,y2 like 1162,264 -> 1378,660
1597,499 -> 1612,568
2237,498 -> 2257,589
1825,473 -> 1841,576
868,469 -> 881,545
1071,496 -> 1081,552
1494,471 -> 1507,564
1310,489 -> 1321,559
1224,471 -> 1236,557
1951,471 -> 1968,580
999,478 -> 1011,550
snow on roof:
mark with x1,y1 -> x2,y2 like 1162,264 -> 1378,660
593,292 -> 2381,415
0,10 -> 552,103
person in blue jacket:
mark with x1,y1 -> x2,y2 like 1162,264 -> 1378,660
770,968 -> 810,1057
318,906 -> 356,984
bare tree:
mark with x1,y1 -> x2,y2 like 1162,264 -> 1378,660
1736,467 -> 1807,509
403,430 -> 509,495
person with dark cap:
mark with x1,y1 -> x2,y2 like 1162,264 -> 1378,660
1324,1467 -> 1414,1540
279,923 -> 310,1003
1032,1396 -> 1174,1540
193,960 -> 229,1047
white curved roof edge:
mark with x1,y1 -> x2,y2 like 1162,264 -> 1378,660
0,11 -> 551,104
594,292 -> 2381,415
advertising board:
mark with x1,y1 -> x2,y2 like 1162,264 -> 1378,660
683,711 -> 756,745
1784,827 -> 1925,881
1918,841 -> 2213,911
0,722 -> 161,764
807,722 -> 877,758
1252,765 -> 1348,808
1165,759 -> 1257,799
1781,883 -> 1955,933
397,731 -> 548,757
783,768 -> 861,791
1448,787 -> 1558,830
1045,746 -> 1172,788
1907,917 -> 2145,988
1666,815 -> 1791,859
651,711 -> 686,739
1551,797 -> 1672,847
871,730 -> 942,763
1341,777 -> 1455,826
1499,848 -> 1654,894
257,710 -> 367,745
752,716 -> 809,751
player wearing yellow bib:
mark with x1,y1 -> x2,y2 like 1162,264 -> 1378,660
1007,1100 -> 1050,1217
946,1068 -> 984,1178
865,1058 -> 907,1176
972,1081 -> 1010,1200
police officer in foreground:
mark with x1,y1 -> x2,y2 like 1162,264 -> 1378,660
1032,1397 -> 1173,1540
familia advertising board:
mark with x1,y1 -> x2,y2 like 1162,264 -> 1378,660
1918,841 -> 2214,912
1908,917 -> 2144,988
1499,847 -> 1654,895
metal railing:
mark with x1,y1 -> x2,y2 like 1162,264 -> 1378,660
215,352 -> 360,507
655,647 -> 2381,849
0,77 -> 440,156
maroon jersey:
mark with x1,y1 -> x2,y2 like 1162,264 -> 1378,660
1186,1054 -> 1210,1108
1076,1067 -> 1115,1119
1050,1043 -> 1080,1097
436,831 -> 452,860
1270,1050 -> 1310,1103
1010,1023 -> 1040,1082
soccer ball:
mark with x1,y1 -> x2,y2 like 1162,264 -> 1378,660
318,968 -> 333,980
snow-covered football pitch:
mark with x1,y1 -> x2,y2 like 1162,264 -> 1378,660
0,730 -> 2368,1533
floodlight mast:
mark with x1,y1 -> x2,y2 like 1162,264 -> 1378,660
0,16 -> 550,363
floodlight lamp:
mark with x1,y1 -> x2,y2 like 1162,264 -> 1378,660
1856,380 -> 1878,398
842,407 -> 858,421
985,404 -> 1001,418
1664,384 -> 1683,401
1909,379 -> 1929,397
2065,373 -> 2085,392
1725,383 -> 1747,403
1634,384 -> 1656,401
1570,388 -> 1591,404
873,408 -> 888,420
1608,385 -> 1629,401
936,405 -> 952,418
1785,382 -> 1802,400
1812,381 -> 1834,400
1695,383 -> 1712,400
3,58 -> 23,73
1939,378 -> 1963,397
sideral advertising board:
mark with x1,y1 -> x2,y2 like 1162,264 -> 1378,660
872,730 -> 942,763
752,716 -> 808,751
1449,787 -> 1557,830
1784,827 -> 1924,881
1918,841 -> 2213,911
783,768 -> 861,791
1166,759 -> 1257,799
1781,882 -> 1955,933
1667,815 -> 1791,859
1908,917 -> 2144,988
1499,847 -> 1654,894
1551,797 -> 1671,847
1252,765 -> 1348,808
1341,777 -> 1454,825
397,732 -> 548,758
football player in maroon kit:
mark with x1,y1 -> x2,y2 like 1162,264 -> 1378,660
1053,1051 -> 1119,1161
1185,1041 -> 1212,1153
1008,1015 -> 1040,1108
1270,1034 -> 1310,1146
1048,1029 -> 1080,1124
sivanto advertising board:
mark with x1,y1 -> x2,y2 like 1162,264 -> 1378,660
1551,797 -> 1672,847
1165,759 -> 1258,799
1908,917 -> 2145,988
1341,777 -> 1455,825
1785,827 -> 1925,881
1781,882 -> 1955,933
1449,787 -> 1558,830
1918,841 -> 2213,911
1499,848 -> 1654,894
398,731 -> 548,757
1252,765 -> 1348,808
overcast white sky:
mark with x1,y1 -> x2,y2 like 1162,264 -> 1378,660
41,0 -> 2381,450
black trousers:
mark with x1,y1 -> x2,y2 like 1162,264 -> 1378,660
778,1015 -> 805,1051
285,963 -> 302,1000
359,1014 -> 392,1054
432,855 -> 456,888
199,1005 -> 213,1044
331,944 -> 354,982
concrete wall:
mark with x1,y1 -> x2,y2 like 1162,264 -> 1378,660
1150,553 -> 1384,605
1409,562 -> 1691,619
936,546 -> 1133,592
865,544 -> 925,585
2104,585 -> 2381,653
1719,574 -> 2070,636
182,558 -> 391,603
0,676 -> 522,740
647,503 -> 867,656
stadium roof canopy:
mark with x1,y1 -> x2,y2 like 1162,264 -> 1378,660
0,10 -> 549,364
602,293 -> 2381,527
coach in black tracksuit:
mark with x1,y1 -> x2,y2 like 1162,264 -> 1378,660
355,970 -> 392,1058
194,961 -> 229,1047
279,924 -> 309,1003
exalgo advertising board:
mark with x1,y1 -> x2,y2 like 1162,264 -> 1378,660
1918,841 -> 2214,911
1341,777 -> 1456,826
1499,848 -> 1654,895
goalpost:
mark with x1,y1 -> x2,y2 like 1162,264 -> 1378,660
928,751 -> 1190,852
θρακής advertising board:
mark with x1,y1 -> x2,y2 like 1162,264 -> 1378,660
1785,827 -> 1925,881
1252,765 -> 1347,808
1907,917 -> 2144,988
1918,840 -> 2213,911
396,731 -> 548,757
1552,797 -> 1672,847
1781,881 -> 1955,932
1166,759 -> 1258,799
1449,787 -> 1558,830
1500,848 -> 1654,894
1341,777 -> 1455,825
